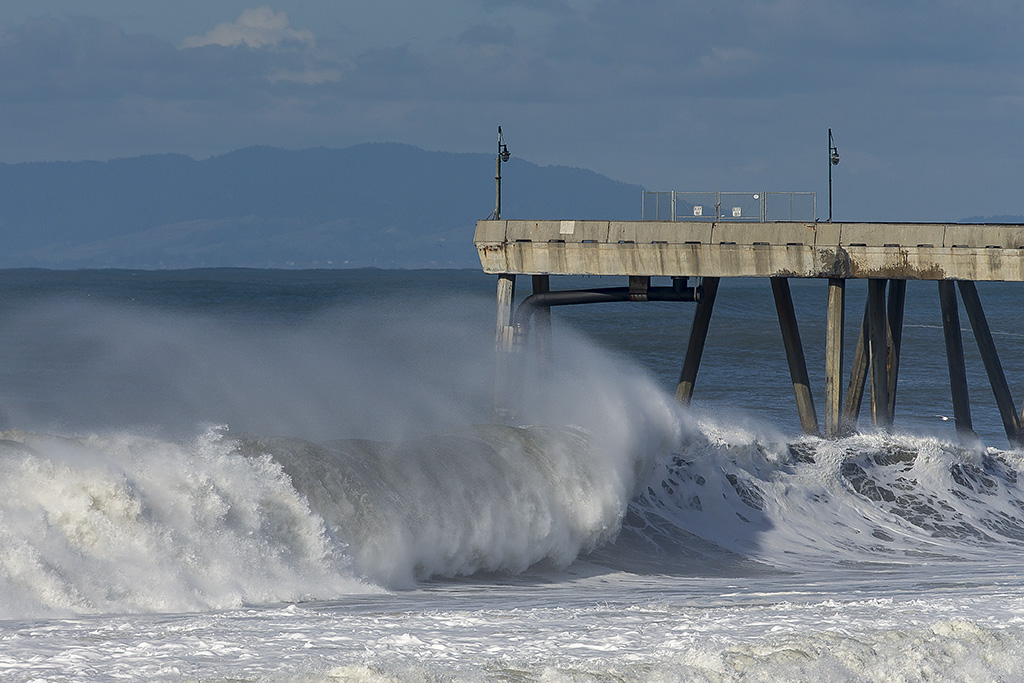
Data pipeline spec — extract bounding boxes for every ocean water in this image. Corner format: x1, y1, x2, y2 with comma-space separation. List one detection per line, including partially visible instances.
1, 269, 1024, 681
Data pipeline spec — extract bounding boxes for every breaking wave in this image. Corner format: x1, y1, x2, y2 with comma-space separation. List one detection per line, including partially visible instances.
3, 411, 1024, 619
626, 420, 1024, 571
0, 412, 663, 617
2, 293, 1024, 620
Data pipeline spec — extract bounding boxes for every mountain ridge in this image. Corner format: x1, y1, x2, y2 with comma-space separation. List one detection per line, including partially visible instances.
0, 143, 643, 269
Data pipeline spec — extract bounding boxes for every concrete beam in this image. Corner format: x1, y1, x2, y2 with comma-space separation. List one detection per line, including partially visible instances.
477, 220, 1024, 281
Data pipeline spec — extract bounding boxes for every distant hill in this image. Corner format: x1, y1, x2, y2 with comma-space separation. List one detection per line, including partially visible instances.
0, 144, 642, 269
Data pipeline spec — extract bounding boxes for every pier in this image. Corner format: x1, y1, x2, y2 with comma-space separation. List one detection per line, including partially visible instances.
477, 218, 1024, 445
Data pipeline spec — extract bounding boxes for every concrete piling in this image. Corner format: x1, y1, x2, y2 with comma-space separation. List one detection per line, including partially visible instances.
676, 277, 719, 405
477, 219, 1024, 444
957, 280, 1023, 446
492, 273, 517, 422
885, 279, 907, 425
531, 275, 552, 374
842, 302, 870, 434
824, 278, 845, 438
771, 277, 820, 436
938, 280, 975, 439
867, 279, 892, 430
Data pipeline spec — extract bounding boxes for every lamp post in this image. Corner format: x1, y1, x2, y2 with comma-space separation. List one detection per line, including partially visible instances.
494, 126, 510, 219
828, 128, 840, 222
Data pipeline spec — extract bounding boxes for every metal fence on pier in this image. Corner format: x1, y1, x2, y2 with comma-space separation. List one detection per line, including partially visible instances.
641, 191, 816, 222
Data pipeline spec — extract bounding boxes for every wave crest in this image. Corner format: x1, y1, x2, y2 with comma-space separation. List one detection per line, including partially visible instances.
630, 422, 1024, 569
0, 427, 369, 618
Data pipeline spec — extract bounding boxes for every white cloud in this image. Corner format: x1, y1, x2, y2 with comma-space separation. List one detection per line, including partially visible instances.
181, 7, 314, 49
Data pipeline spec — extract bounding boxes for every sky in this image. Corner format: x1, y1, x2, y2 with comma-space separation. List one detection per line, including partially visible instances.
2, 0, 1024, 222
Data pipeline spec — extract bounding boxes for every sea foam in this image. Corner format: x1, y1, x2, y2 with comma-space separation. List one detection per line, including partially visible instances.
0, 427, 371, 618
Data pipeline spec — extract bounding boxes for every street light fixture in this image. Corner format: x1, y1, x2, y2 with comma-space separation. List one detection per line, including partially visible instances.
828, 128, 839, 222
494, 126, 511, 219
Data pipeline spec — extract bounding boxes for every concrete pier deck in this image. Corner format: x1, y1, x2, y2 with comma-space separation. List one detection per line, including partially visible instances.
475, 220, 1024, 281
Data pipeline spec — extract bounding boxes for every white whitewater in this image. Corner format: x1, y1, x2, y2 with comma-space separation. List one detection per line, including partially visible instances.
0, 428, 370, 618
0, 327, 683, 615
4, 412, 1024, 681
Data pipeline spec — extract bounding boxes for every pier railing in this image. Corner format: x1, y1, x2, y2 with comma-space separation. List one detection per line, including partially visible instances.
642, 191, 816, 222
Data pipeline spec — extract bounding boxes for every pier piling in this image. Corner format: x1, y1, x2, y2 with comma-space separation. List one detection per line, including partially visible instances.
957, 280, 1023, 447
824, 278, 846, 438
886, 279, 907, 425
842, 303, 871, 434
938, 280, 975, 439
771, 277, 820, 436
477, 218, 1024, 445
492, 273, 517, 421
867, 279, 892, 430
531, 275, 552, 373
676, 277, 719, 405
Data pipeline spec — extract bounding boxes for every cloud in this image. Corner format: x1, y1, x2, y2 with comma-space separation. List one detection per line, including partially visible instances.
0, 16, 187, 102
181, 7, 315, 49
0, 12, 346, 106
268, 66, 344, 85
178, 7, 340, 85
2, 1, 1024, 221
